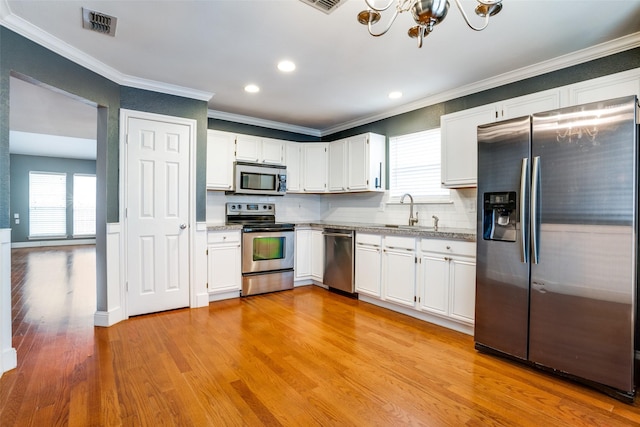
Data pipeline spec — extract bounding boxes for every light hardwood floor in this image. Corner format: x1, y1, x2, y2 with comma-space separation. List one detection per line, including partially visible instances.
2, 246, 640, 426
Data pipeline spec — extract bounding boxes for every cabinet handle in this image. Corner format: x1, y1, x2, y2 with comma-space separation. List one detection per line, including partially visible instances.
446, 246, 451, 250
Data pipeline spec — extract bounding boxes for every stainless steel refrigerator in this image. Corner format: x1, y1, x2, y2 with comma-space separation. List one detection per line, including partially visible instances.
475, 95, 639, 401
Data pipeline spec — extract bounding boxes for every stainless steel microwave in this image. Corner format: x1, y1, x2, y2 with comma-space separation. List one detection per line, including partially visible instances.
231, 162, 287, 196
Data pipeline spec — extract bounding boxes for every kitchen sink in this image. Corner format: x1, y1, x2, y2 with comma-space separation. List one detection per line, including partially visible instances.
382, 224, 435, 231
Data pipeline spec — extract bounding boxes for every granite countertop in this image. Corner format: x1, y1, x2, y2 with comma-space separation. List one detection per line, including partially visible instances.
206, 223, 243, 231
293, 221, 476, 242
207, 221, 475, 242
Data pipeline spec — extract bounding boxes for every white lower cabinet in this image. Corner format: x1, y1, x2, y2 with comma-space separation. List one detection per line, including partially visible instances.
295, 228, 311, 280
355, 233, 382, 297
311, 229, 324, 282
382, 236, 417, 308
418, 239, 476, 324
207, 230, 241, 298
295, 228, 324, 283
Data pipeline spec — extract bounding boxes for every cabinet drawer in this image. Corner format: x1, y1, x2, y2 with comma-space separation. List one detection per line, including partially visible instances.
420, 239, 475, 257
356, 233, 381, 246
207, 231, 241, 244
384, 235, 415, 251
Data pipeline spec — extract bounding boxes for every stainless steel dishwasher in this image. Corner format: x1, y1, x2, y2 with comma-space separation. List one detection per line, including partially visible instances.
323, 228, 356, 296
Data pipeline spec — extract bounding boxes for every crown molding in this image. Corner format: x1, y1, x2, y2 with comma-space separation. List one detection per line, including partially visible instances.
321, 31, 640, 136
2, 0, 637, 136
208, 110, 322, 137
0, 4, 213, 102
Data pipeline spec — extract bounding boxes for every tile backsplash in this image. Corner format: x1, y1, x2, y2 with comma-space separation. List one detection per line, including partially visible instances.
206, 188, 477, 232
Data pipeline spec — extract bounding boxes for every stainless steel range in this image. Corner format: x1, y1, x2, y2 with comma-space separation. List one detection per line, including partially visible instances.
226, 203, 294, 296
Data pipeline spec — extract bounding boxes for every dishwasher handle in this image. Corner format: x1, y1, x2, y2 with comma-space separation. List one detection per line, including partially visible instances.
322, 231, 354, 238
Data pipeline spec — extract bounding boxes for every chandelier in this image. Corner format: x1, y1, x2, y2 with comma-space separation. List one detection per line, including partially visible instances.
357, 0, 503, 48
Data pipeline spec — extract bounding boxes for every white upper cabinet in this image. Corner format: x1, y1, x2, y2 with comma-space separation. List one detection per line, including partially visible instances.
302, 143, 329, 193
261, 138, 285, 165
235, 135, 284, 165
347, 133, 385, 192
569, 68, 640, 105
326, 132, 386, 193
328, 139, 347, 192
441, 104, 497, 188
440, 69, 640, 188
285, 142, 302, 193
235, 134, 261, 162
206, 130, 236, 190
499, 88, 564, 119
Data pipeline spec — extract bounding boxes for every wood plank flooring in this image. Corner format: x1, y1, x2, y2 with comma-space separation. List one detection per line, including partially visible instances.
2, 246, 640, 426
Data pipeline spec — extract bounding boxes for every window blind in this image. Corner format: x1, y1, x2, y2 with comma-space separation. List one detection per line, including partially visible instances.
29, 172, 67, 237
73, 174, 96, 236
389, 129, 449, 201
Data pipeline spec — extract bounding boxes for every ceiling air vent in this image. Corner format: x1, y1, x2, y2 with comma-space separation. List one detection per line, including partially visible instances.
299, 0, 345, 15
82, 7, 117, 37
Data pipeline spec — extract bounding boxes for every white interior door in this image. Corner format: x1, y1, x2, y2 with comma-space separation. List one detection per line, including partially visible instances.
125, 114, 191, 316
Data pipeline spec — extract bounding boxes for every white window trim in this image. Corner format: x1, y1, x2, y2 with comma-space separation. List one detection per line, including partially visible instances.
28, 171, 67, 239
387, 128, 451, 205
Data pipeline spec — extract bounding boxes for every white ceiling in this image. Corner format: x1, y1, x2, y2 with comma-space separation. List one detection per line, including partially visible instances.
3, 0, 640, 140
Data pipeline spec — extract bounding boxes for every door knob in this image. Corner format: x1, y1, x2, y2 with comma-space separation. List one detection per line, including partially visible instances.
180, 223, 187, 230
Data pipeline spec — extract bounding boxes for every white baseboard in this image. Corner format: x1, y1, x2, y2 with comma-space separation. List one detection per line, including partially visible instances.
1, 228, 16, 376
1, 347, 17, 375
358, 294, 474, 336
12, 238, 96, 248
209, 290, 241, 302
94, 307, 124, 327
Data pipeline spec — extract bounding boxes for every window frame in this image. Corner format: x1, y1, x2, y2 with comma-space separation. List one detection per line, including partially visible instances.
28, 171, 68, 239
387, 128, 451, 204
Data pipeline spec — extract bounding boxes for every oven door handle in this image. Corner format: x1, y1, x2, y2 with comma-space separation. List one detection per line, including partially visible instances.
243, 228, 294, 233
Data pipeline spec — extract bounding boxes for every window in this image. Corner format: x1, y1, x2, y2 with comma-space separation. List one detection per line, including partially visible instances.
73, 174, 96, 236
388, 129, 450, 202
29, 172, 67, 237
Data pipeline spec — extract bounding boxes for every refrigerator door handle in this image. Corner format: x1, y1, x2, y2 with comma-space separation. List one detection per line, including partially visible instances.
520, 157, 528, 264
531, 156, 541, 264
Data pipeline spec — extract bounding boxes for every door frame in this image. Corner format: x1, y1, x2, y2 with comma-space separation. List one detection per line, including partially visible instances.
119, 109, 197, 318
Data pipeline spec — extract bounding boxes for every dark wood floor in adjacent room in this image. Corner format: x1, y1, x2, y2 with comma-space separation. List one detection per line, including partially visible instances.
2, 245, 640, 426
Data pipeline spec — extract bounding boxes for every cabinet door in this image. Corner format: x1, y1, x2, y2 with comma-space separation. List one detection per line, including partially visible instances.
355, 244, 382, 297
570, 70, 640, 106
295, 229, 311, 279
207, 244, 241, 294
285, 142, 302, 192
419, 253, 449, 316
347, 135, 369, 191
235, 135, 261, 162
311, 230, 324, 281
383, 248, 416, 307
501, 89, 562, 119
449, 257, 476, 324
206, 130, 235, 190
440, 105, 497, 188
261, 138, 284, 165
303, 143, 328, 192
329, 140, 347, 192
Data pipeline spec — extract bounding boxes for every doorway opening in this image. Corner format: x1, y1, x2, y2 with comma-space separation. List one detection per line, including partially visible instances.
8, 74, 105, 341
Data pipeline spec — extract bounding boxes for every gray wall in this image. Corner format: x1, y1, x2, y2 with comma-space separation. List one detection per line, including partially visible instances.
208, 118, 321, 142
10, 154, 96, 243
0, 27, 210, 227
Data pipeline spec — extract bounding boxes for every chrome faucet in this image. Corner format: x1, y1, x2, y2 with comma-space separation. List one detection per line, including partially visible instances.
432, 215, 439, 231
400, 193, 418, 226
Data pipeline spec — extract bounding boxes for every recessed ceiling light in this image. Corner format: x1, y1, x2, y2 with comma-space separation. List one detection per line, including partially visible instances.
389, 91, 402, 99
244, 84, 260, 93
277, 60, 296, 72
